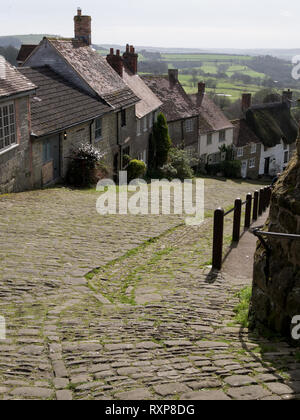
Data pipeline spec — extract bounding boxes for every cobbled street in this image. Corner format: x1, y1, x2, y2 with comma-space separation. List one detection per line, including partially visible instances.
1, 179, 300, 400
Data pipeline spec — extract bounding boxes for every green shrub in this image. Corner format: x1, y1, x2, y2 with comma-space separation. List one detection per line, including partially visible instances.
150, 113, 172, 168
221, 160, 241, 178
167, 147, 194, 180
127, 159, 147, 181
206, 163, 222, 176
67, 143, 105, 187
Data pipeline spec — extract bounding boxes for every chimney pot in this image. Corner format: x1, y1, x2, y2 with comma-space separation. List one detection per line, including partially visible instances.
197, 82, 206, 106
77, 7, 82, 16
116, 49, 120, 56
110, 48, 114, 55
168, 69, 179, 88
242, 93, 252, 113
74, 9, 92, 45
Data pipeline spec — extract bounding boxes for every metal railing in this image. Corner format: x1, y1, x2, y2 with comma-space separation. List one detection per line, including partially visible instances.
212, 186, 272, 270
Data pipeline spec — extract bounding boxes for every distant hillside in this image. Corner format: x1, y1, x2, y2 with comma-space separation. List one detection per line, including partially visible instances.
0, 34, 59, 48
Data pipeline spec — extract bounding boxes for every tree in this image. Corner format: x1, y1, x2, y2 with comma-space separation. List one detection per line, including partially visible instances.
149, 113, 172, 169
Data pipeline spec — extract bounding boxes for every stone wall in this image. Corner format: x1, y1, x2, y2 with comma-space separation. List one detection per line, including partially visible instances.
249, 140, 300, 340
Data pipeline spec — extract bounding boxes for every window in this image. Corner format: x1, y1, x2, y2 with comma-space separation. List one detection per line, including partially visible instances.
237, 147, 244, 158
143, 117, 148, 132
95, 118, 102, 141
249, 158, 256, 168
284, 150, 289, 164
207, 134, 212, 145
185, 119, 194, 133
219, 130, 226, 142
138, 150, 147, 163
121, 109, 126, 127
0, 103, 16, 152
149, 114, 153, 129
43, 139, 52, 163
185, 146, 195, 157
136, 119, 141, 136
251, 143, 257, 154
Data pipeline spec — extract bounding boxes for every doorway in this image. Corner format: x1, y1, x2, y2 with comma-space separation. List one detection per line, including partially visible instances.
241, 160, 248, 178
264, 157, 270, 176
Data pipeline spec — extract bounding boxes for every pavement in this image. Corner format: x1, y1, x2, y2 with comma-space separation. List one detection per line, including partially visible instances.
0, 184, 299, 400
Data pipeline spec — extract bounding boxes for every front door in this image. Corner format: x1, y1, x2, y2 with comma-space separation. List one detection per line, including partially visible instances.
43, 135, 60, 183
241, 160, 248, 178
264, 157, 270, 176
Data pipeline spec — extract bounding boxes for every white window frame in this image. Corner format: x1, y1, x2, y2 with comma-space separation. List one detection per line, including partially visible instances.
0, 101, 17, 153
137, 119, 141, 136
207, 133, 212, 145
251, 143, 257, 154
219, 130, 226, 142
149, 113, 153, 129
185, 119, 194, 133
143, 117, 148, 132
138, 150, 147, 163
237, 147, 244, 158
249, 158, 256, 168
95, 117, 102, 141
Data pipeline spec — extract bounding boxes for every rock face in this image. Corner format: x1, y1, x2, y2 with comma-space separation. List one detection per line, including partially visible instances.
249, 140, 300, 340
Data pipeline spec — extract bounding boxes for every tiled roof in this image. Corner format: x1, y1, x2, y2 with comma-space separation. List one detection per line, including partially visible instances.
17, 45, 38, 63
19, 66, 111, 137
232, 119, 261, 147
190, 93, 234, 133
142, 75, 198, 122
123, 68, 162, 119
48, 39, 139, 110
0, 60, 36, 99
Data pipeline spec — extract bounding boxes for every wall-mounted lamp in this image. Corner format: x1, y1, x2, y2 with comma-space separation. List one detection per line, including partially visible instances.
64, 131, 67, 140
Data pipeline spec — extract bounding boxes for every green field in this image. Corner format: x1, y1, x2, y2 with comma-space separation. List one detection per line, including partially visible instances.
161, 53, 253, 62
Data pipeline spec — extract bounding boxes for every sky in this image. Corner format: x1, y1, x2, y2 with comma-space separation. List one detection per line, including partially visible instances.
0, 0, 299, 49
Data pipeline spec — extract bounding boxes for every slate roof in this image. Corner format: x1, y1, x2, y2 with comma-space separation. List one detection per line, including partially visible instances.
246, 102, 299, 147
17, 45, 38, 63
47, 39, 139, 110
142, 75, 198, 122
123, 68, 162, 119
19, 66, 111, 137
0, 59, 36, 99
190, 94, 234, 133
232, 119, 261, 147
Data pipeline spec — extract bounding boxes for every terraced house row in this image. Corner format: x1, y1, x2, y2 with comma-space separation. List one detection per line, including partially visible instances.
0, 8, 298, 193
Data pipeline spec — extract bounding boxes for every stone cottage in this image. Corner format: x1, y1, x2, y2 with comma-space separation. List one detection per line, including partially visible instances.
232, 118, 262, 179
242, 92, 298, 177
0, 59, 36, 193
106, 45, 162, 166
21, 8, 140, 177
189, 82, 234, 164
18, 65, 112, 187
143, 70, 200, 154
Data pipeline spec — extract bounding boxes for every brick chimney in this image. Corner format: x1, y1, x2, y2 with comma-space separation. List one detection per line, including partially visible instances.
197, 82, 205, 106
168, 69, 178, 88
74, 8, 92, 46
123, 44, 138, 75
282, 89, 293, 109
106, 48, 124, 78
241, 93, 252, 113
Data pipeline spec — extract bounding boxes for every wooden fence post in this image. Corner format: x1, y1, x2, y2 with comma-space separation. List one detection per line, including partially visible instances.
232, 198, 242, 243
212, 208, 224, 271
253, 190, 259, 221
258, 188, 264, 216
244, 193, 252, 229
